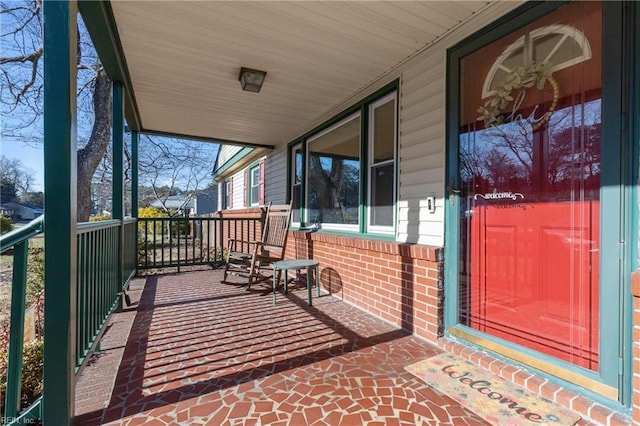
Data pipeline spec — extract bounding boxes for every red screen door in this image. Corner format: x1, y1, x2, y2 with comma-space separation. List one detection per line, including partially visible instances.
457, 2, 602, 370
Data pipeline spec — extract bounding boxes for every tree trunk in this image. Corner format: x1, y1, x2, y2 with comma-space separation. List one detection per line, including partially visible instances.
77, 70, 111, 222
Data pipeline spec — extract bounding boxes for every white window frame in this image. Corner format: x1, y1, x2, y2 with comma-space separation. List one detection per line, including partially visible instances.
290, 142, 303, 228
367, 92, 397, 235
223, 180, 231, 209
249, 165, 260, 206
305, 113, 361, 232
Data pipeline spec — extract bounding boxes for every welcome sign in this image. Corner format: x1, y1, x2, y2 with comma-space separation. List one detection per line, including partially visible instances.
405, 354, 581, 425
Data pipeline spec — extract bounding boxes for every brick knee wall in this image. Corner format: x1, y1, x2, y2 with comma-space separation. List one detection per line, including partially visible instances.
285, 230, 443, 342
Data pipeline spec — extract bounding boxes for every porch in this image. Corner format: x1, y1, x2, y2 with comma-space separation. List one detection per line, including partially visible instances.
4, 0, 637, 424
73, 268, 485, 426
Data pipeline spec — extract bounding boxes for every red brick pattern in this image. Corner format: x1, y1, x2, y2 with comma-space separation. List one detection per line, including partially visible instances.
439, 338, 631, 426
285, 230, 443, 343
73, 269, 629, 425
75, 270, 486, 425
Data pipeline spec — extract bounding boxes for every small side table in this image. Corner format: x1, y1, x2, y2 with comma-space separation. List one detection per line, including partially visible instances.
272, 259, 320, 306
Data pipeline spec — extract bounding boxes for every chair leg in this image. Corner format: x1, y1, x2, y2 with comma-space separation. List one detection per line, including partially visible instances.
247, 259, 257, 290
223, 241, 233, 281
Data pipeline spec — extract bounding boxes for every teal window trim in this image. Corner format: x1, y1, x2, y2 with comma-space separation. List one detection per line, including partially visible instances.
444, 0, 631, 405
288, 227, 396, 243
287, 81, 399, 237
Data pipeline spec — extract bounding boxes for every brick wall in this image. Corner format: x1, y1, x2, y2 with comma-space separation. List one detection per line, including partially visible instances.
285, 230, 444, 343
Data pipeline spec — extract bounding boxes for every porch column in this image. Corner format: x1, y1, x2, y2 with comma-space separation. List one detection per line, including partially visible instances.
43, 0, 78, 423
112, 82, 124, 220
112, 82, 125, 311
131, 130, 139, 218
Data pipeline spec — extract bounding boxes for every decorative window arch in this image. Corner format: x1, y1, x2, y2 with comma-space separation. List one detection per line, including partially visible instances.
482, 24, 592, 98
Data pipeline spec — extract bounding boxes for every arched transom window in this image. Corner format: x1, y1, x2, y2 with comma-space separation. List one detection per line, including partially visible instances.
482, 24, 592, 98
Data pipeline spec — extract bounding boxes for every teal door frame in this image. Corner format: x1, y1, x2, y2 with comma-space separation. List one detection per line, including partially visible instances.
443, 0, 635, 407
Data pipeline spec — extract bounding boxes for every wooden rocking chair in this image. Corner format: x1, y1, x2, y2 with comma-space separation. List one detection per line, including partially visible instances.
223, 201, 293, 289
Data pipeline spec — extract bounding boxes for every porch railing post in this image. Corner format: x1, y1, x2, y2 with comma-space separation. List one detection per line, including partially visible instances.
112, 82, 125, 310
4, 240, 28, 419
112, 82, 124, 222
131, 130, 139, 219
132, 130, 139, 274
43, 0, 78, 423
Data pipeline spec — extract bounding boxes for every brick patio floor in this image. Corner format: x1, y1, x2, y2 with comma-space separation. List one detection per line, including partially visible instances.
73, 269, 589, 425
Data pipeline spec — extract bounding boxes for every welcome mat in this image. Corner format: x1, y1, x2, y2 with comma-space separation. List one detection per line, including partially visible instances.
405, 353, 581, 425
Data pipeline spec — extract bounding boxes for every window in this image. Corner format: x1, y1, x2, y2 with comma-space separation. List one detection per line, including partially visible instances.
291, 143, 303, 224
368, 93, 396, 232
306, 114, 361, 230
221, 180, 231, 210
249, 165, 260, 206
289, 86, 398, 235
482, 25, 592, 98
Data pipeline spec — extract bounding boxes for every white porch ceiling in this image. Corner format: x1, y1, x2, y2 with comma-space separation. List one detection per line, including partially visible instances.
109, 1, 489, 147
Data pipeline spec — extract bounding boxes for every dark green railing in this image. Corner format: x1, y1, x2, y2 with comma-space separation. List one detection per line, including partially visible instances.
75, 219, 136, 371
122, 219, 137, 283
137, 216, 262, 270
0, 216, 138, 425
0, 216, 44, 423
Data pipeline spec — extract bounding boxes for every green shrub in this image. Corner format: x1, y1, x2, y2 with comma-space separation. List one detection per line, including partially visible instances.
169, 219, 190, 237
89, 213, 111, 222
0, 216, 12, 234
18, 339, 43, 410
138, 207, 167, 235
138, 206, 165, 219
0, 326, 43, 414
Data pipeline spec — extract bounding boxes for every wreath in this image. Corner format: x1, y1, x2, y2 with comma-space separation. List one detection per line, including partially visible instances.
477, 61, 559, 131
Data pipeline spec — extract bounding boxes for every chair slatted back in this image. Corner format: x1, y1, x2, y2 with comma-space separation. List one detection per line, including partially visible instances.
260, 202, 293, 254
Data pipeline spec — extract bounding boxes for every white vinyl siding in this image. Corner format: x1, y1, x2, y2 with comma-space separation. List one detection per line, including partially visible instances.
265, 148, 287, 204
217, 145, 244, 166
263, 1, 523, 244
397, 60, 446, 246
230, 169, 245, 209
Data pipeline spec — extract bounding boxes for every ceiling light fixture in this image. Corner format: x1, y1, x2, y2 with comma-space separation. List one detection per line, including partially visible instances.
239, 67, 267, 93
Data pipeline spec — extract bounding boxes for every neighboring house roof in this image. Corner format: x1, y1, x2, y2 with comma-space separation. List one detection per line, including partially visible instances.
150, 196, 194, 210
1, 202, 43, 213
150, 190, 218, 215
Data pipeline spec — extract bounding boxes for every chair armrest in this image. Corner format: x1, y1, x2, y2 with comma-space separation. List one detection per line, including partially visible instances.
227, 238, 261, 245
227, 238, 262, 252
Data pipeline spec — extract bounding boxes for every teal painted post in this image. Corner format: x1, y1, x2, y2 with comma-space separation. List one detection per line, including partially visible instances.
43, 0, 78, 423
131, 131, 139, 275
112, 83, 125, 310
112, 83, 124, 221
131, 131, 139, 218
4, 240, 28, 419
